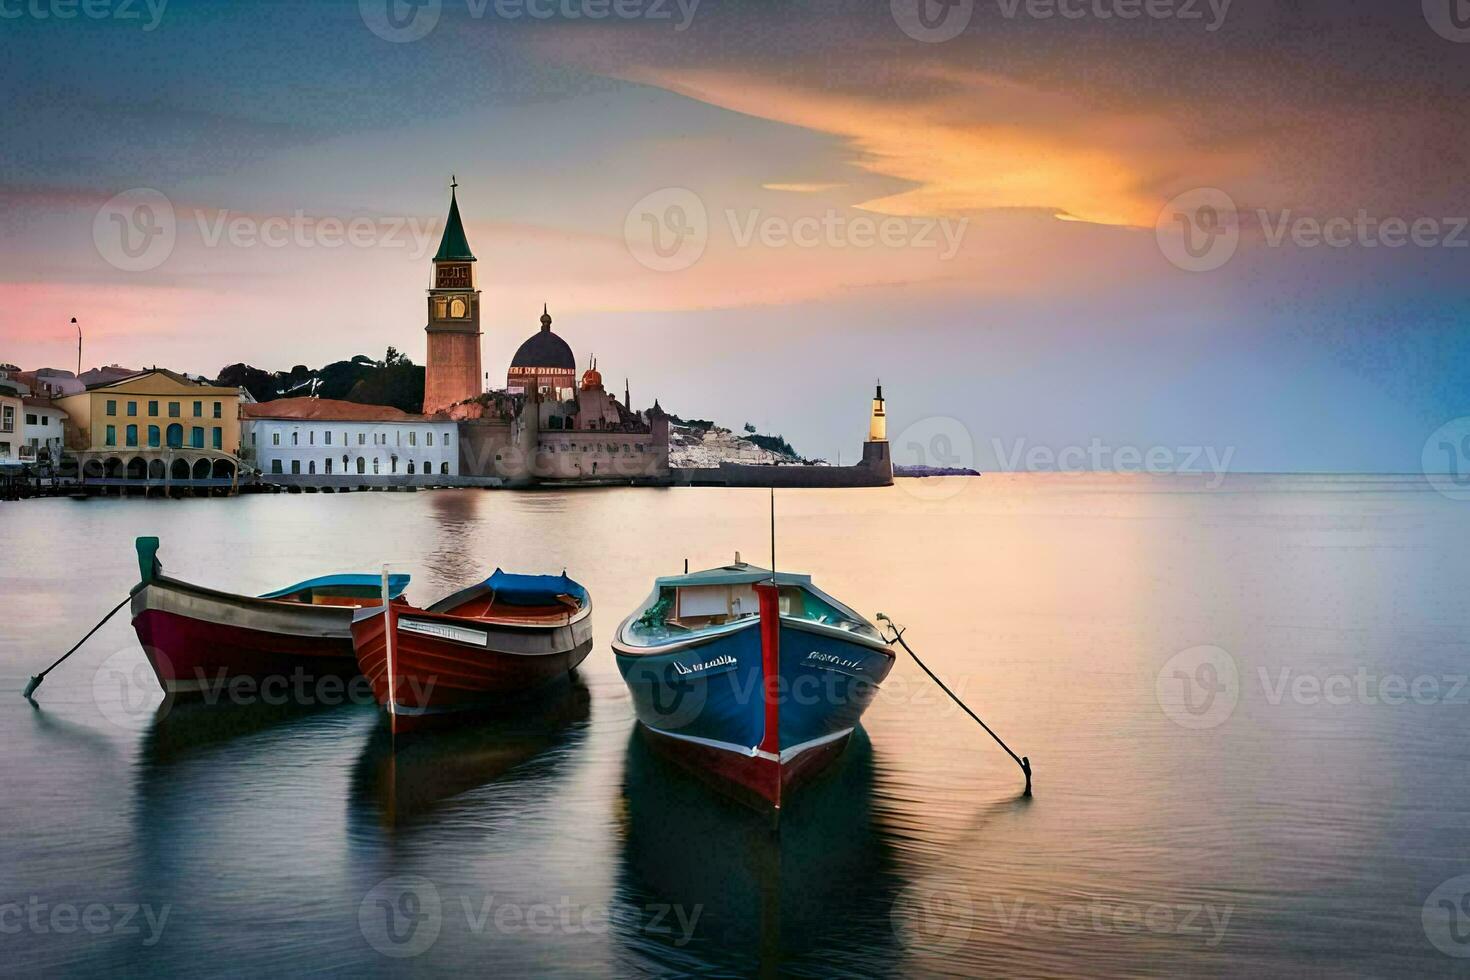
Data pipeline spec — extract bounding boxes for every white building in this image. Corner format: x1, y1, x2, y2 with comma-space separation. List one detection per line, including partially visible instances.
20, 398, 67, 465
240, 397, 458, 479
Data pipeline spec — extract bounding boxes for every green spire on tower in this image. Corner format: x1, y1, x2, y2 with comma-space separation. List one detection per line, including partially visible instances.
434, 176, 476, 263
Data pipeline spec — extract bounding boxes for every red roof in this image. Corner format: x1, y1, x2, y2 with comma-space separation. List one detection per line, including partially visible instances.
22, 396, 63, 410
240, 397, 425, 422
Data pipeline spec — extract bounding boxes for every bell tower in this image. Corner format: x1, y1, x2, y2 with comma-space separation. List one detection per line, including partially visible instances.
423, 177, 482, 415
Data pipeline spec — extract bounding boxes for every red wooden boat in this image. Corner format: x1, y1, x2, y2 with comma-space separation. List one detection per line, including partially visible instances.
129, 537, 409, 699
351, 569, 593, 734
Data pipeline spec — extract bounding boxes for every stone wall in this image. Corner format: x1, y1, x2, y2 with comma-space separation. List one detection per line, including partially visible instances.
671, 440, 892, 488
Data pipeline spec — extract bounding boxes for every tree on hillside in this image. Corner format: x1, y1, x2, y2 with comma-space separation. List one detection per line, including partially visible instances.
215, 362, 277, 402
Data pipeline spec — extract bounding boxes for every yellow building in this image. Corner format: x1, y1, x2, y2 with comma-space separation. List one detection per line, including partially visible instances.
57, 369, 244, 487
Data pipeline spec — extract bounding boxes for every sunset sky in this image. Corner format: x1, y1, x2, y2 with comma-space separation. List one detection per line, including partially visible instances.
3, 0, 1466, 471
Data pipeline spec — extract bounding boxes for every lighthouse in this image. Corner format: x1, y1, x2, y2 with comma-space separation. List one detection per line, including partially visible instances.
868, 382, 887, 442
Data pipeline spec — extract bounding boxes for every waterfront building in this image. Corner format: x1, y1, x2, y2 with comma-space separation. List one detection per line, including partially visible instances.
241, 397, 459, 480
55, 369, 243, 485
21, 397, 67, 466
421, 182, 483, 415
0, 381, 21, 466
454, 307, 670, 486
507, 305, 578, 395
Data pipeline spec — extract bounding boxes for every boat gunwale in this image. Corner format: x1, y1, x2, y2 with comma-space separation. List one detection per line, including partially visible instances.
136, 571, 401, 612
612, 610, 892, 657
359, 596, 593, 636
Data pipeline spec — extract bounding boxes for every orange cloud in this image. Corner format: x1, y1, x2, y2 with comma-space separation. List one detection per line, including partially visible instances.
620, 63, 1257, 229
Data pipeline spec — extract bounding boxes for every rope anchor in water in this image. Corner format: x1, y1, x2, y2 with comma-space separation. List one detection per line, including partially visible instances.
876, 613, 1032, 797
22, 594, 132, 701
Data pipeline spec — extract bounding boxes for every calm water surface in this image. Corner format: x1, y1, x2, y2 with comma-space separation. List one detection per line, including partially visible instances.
3, 476, 1469, 977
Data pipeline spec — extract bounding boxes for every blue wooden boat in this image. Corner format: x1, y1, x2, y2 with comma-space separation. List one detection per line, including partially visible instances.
613, 559, 894, 809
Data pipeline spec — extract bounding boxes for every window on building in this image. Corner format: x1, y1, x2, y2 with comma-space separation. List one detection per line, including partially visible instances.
41, 416, 49, 427
273, 432, 281, 446
126, 424, 138, 447
148, 400, 158, 417
424, 460, 431, 472
449, 297, 467, 318
193, 400, 202, 417
358, 433, 365, 446
444, 432, 451, 446
325, 458, 333, 474
106, 400, 117, 416
213, 402, 222, 419
409, 432, 416, 447
440, 462, 449, 475
356, 457, 366, 474
191, 426, 204, 448
372, 457, 380, 474
212, 428, 222, 450
636, 444, 644, 452
25, 414, 37, 426
271, 459, 282, 474
325, 431, 332, 445
309, 431, 314, 445
342, 455, 348, 470
308, 460, 316, 474
169, 402, 180, 418
391, 455, 398, 473
127, 401, 137, 417
251, 432, 256, 446
166, 424, 182, 448
291, 431, 298, 446
291, 460, 301, 475
105, 424, 116, 446
408, 461, 416, 474
149, 426, 160, 448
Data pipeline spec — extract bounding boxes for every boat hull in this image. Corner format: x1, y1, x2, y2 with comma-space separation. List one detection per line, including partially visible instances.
352, 603, 594, 733
615, 614, 894, 808
130, 579, 359, 698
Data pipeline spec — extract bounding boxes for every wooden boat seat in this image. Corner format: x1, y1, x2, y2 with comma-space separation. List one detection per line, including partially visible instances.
439, 594, 582, 625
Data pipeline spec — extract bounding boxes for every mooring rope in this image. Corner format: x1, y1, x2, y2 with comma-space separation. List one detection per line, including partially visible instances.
22, 594, 132, 700
879, 616, 1032, 797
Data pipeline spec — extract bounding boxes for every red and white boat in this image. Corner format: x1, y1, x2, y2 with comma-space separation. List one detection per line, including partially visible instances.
129, 536, 410, 698
351, 569, 593, 734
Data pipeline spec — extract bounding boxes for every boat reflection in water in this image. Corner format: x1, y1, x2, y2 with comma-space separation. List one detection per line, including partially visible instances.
613, 725, 905, 976
350, 674, 592, 829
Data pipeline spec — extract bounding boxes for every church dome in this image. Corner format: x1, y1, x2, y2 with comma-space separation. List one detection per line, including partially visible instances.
510, 306, 575, 371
